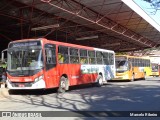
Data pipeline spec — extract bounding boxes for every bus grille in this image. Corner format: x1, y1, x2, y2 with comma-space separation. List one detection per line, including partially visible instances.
11, 82, 32, 87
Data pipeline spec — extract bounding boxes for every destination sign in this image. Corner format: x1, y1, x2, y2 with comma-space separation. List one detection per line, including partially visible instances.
116, 56, 127, 61
9, 41, 41, 48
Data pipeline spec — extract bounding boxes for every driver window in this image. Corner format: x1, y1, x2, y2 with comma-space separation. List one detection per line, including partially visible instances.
45, 44, 56, 70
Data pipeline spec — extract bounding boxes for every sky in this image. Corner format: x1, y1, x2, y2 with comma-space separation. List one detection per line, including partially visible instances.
133, 0, 160, 26
122, 0, 160, 32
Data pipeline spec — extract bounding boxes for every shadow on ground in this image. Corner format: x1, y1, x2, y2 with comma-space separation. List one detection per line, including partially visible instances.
1, 79, 160, 120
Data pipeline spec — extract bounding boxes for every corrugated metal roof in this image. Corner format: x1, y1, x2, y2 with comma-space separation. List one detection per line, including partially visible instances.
0, 0, 159, 52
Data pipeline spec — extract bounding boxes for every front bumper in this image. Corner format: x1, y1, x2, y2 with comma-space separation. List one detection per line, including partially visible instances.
6, 78, 46, 90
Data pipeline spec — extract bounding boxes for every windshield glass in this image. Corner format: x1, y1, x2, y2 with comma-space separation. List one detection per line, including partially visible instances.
7, 47, 43, 76
0, 67, 3, 74
151, 64, 158, 72
116, 60, 128, 72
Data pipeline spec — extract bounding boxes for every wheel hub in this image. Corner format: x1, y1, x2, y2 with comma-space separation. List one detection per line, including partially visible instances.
61, 81, 65, 88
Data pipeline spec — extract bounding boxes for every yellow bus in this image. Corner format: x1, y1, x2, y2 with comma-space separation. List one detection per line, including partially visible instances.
113, 55, 151, 81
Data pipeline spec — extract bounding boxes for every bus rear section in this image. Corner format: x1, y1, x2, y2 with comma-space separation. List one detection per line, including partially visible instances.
6, 38, 115, 91
112, 55, 150, 81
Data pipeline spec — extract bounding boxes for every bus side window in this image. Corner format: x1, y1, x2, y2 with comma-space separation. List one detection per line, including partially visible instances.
58, 46, 69, 64
58, 53, 64, 63
80, 49, 88, 64
80, 57, 87, 64
103, 52, 109, 65
88, 51, 95, 64
80, 58, 84, 64
96, 51, 103, 64
70, 48, 79, 64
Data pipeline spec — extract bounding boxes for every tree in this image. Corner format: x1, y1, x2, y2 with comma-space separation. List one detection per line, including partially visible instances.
143, 0, 160, 10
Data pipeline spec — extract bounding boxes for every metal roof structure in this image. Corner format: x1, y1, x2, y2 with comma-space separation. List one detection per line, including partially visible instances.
0, 0, 160, 52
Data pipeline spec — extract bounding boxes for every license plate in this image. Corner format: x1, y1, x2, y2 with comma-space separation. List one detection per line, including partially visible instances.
19, 84, 25, 87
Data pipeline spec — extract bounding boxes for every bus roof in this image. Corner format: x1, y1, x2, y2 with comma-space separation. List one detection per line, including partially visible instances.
9, 38, 115, 53
116, 55, 150, 59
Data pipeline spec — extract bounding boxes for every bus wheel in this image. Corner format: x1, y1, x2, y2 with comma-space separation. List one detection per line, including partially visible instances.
58, 76, 69, 93
96, 75, 103, 87
131, 74, 134, 82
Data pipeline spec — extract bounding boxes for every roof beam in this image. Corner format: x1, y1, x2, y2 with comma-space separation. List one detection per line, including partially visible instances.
40, 0, 157, 48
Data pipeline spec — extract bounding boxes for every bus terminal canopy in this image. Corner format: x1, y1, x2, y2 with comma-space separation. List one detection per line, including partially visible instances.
0, 0, 160, 52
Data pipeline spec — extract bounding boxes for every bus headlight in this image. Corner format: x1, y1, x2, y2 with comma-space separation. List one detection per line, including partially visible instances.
7, 77, 11, 83
34, 75, 43, 83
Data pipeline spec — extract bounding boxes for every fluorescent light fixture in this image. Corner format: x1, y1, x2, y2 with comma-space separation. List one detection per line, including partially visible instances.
121, 0, 160, 32
150, 55, 160, 57
120, 48, 136, 51
41, 0, 51, 2
76, 35, 98, 40
31, 24, 59, 31
102, 43, 120, 47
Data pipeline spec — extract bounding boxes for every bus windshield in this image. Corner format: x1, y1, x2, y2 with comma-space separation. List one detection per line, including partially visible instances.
7, 47, 43, 76
151, 64, 158, 72
0, 67, 3, 74
116, 60, 128, 72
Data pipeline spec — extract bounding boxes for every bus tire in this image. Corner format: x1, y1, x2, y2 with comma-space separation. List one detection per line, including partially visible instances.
96, 75, 103, 87
131, 74, 134, 82
58, 76, 69, 93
